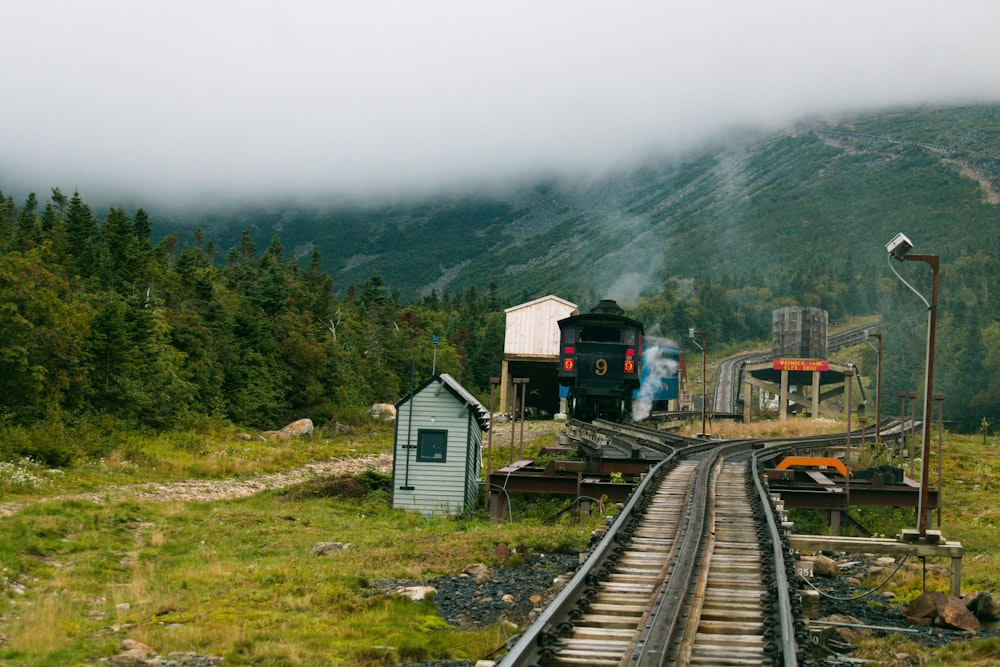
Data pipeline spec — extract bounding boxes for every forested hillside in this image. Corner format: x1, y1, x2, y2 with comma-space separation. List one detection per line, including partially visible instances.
0, 189, 511, 453
1, 105, 998, 441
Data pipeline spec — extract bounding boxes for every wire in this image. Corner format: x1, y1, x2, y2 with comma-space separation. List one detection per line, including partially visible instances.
887, 254, 930, 309
797, 555, 909, 601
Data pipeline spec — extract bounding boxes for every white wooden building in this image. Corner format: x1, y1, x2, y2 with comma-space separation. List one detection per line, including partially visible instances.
391, 373, 490, 516
501, 295, 578, 416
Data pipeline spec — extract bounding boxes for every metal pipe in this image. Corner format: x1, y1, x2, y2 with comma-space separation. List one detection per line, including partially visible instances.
891, 248, 941, 538
867, 333, 883, 446
518, 378, 529, 458
845, 368, 853, 499
908, 391, 917, 477
689, 329, 707, 436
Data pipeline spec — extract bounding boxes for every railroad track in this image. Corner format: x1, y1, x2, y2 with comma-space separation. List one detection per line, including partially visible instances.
495, 425, 806, 666
681, 460, 771, 665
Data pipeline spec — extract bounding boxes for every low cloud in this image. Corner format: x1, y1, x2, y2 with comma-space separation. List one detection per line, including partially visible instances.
3, 1, 1000, 207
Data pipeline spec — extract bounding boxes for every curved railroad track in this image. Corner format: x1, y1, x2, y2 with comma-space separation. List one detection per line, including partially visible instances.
711, 320, 881, 415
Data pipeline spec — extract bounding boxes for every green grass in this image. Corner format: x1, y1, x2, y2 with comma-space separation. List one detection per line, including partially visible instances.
0, 420, 600, 666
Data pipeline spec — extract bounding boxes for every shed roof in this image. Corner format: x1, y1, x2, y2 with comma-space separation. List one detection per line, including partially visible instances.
504, 294, 577, 314
397, 373, 491, 431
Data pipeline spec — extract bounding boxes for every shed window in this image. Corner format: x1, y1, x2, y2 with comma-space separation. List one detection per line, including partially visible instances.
417, 429, 448, 462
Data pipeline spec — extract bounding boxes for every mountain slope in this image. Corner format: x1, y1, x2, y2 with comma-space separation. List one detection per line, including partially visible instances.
156, 105, 1000, 305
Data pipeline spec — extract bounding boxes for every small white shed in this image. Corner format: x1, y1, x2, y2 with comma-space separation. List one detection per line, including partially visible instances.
500, 295, 578, 416
392, 373, 490, 516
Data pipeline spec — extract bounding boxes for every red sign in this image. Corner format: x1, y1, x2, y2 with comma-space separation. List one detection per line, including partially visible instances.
773, 359, 829, 372
563, 358, 575, 371
624, 360, 635, 373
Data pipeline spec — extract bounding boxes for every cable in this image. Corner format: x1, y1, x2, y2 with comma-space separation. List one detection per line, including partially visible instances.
887, 254, 930, 309
797, 555, 909, 601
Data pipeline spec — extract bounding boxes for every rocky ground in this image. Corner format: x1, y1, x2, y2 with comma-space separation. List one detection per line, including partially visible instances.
809, 555, 1000, 662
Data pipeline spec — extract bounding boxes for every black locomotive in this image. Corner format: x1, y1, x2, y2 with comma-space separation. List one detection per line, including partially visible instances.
557, 299, 644, 421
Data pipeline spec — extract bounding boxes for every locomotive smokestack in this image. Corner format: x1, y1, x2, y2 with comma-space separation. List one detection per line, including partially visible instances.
591, 299, 624, 316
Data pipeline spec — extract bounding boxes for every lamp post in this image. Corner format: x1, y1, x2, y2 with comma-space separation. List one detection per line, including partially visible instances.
866, 332, 883, 446
431, 336, 440, 375
935, 393, 944, 527
689, 328, 708, 437
885, 232, 940, 539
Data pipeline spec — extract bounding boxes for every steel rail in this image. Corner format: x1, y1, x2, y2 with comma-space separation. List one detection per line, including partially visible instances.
494, 452, 680, 666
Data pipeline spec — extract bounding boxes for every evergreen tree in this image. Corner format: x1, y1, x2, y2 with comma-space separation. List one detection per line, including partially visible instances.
65, 190, 99, 278
14, 192, 39, 251
0, 191, 15, 251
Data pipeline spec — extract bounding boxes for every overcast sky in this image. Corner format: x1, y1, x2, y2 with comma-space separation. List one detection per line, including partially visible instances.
3, 1, 1000, 208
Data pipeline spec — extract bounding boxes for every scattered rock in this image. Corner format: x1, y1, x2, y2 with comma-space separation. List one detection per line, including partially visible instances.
902, 591, 981, 632
312, 541, 350, 556
370, 403, 397, 420
818, 613, 871, 644
965, 591, 1000, 622
463, 563, 491, 585
811, 554, 840, 577
282, 418, 315, 436
260, 418, 315, 441
121, 639, 154, 655
397, 585, 437, 602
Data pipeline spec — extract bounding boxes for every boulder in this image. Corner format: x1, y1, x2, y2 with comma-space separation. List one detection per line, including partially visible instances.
902, 591, 981, 632
312, 541, 350, 556
370, 403, 397, 420
965, 591, 1000, 622
259, 418, 315, 442
281, 418, 315, 436
811, 554, 840, 577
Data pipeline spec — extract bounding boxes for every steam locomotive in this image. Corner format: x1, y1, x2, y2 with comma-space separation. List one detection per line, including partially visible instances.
557, 300, 681, 422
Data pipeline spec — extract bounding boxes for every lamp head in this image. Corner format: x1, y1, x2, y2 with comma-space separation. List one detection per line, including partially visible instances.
885, 232, 913, 261
688, 327, 695, 338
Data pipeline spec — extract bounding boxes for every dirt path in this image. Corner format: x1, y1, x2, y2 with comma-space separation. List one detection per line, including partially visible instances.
0, 420, 565, 519
0, 453, 394, 519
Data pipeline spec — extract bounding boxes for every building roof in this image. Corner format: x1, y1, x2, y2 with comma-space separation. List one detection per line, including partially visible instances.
397, 373, 491, 431
504, 294, 577, 314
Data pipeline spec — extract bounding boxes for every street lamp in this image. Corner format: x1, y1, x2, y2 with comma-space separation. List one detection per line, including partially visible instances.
866, 332, 883, 446
689, 328, 708, 437
886, 232, 940, 539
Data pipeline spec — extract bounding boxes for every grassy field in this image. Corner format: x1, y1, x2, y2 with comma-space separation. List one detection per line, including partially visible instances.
1, 418, 998, 666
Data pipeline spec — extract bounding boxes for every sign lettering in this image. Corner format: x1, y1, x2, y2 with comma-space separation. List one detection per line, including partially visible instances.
773, 359, 830, 372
